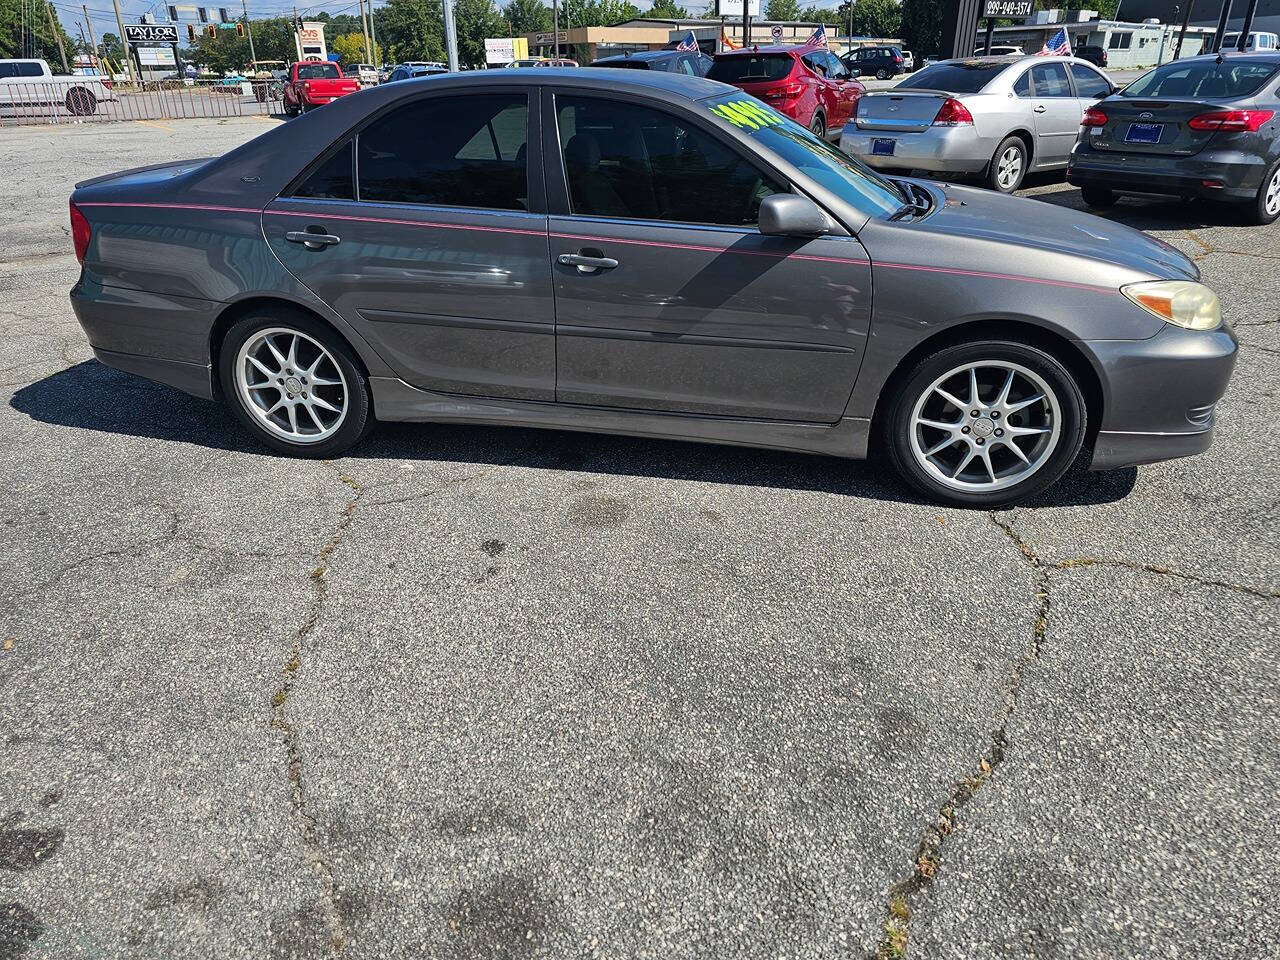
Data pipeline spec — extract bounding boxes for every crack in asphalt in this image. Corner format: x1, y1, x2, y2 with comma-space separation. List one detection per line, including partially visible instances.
269, 469, 364, 957
869, 511, 1049, 959
1239, 341, 1280, 357
1053, 555, 1279, 599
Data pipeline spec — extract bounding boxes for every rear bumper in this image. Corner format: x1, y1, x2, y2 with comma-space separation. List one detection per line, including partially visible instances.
840, 125, 992, 174
1069, 140, 1269, 201
1083, 323, 1238, 471
92, 346, 214, 400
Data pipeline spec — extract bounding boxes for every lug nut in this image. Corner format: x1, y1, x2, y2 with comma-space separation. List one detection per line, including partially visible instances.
976, 438, 986, 446
302, 392, 308, 398
995, 428, 1004, 437
970, 410, 979, 417
991, 411, 1000, 419
277, 378, 284, 384
961, 426, 970, 434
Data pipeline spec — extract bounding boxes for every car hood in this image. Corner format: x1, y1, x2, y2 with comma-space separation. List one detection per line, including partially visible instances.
914, 181, 1199, 282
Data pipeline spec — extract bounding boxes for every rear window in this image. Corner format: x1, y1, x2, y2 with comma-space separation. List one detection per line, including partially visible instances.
897, 60, 1008, 93
707, 54, 794, 83
596, 59, 654, 70
296, 62, 340, 80
1123, 60, 1279, 98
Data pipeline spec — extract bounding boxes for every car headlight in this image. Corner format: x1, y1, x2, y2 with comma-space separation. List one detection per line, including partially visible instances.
1121, 280, 1221, 331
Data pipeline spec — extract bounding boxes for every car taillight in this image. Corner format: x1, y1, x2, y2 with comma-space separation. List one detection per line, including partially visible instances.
70, 200, 90, 263
764, 82, 804, 100
1187, 109, 1274, 132
1081, 107, 1108, 127
932, 98, 973, 126
894, 55, 903, 62
102, 79, 112, 89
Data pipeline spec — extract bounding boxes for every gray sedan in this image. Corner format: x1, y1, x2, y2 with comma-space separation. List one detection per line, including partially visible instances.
841, 55, 1117, 192
68, 69, 1235, 507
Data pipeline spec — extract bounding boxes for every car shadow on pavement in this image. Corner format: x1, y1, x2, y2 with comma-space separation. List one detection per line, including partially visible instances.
12, 360, 1137, 508
1029, 185, 1251, 232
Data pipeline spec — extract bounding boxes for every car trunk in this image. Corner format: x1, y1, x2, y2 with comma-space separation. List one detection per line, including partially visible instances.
1089, 99, 1226, 156
854, 91, 949, 132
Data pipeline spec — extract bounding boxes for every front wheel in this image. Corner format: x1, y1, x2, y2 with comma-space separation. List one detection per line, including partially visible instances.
1247, 158, 1280, 225
884, 341, 1087, 507
218, 310, 373, 458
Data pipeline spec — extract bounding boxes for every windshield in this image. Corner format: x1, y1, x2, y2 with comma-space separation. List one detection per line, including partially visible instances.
707, 54, 793, 83
296, 63, 339, 80
898, 60, 1008, 93
1123, 59, 1279, 98
703, 94, 905, 218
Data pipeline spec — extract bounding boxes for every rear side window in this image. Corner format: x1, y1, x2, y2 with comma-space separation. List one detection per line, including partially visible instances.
358, 94, 528, 210
802, 52, 829, 77
898, 61, 1007, 93
1013, 70, 1031, 97
1070, 64, 1111, 99
1030, 62, 1072, 97
293, 140, 354, 200
707, 54, 794, 83
1122, 60, 1279, 98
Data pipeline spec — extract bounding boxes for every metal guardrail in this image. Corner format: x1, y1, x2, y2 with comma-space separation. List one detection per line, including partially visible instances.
0, 78, 293, 127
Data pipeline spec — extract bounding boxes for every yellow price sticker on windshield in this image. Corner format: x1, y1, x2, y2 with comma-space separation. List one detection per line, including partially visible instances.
709, 99, 785, 131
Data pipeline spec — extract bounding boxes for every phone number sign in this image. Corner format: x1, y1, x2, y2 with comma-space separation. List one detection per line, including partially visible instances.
982, 0, 1034, 17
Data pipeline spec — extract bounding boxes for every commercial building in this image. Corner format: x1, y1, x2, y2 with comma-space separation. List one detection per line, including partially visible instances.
991, 10, 1217, 67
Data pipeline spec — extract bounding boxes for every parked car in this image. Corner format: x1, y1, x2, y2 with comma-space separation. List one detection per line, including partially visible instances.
901, 49, 916, 72
537, 59, 579, 67
974, 44, 1025, 57
841, 55, 1117, 192
708, 44, 864, 141
67, 70, 1236, 506
593, 49, 713, 77
282, 60, 360, 116
505, 58, 545, 68
1074, 44, 1108, 68
1069, 52, 1280, 224
0, 58, 116, 116
1220, 31, 1279, 52
843, 45, 905, 81
352, 63, 378, 85
386, 64, 447, 82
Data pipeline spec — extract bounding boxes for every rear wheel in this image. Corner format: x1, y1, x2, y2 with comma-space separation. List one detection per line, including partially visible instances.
218, 309, 373, 458
1247, 158, 1280, 225
986, 135, 1027, 193
884, 340, 1087, 507
809, 110, 826, 140
65, 87, 97, 116
1080, 184, 1117, 208
875, 67, 889, 80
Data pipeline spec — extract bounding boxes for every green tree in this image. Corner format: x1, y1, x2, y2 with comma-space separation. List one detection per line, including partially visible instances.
379, 0, 445, 62
503, 0, 551, 34
841, 0, 900, 38
801, 4, 841, 26
561, 0, 641, 28
331, 31, 370, 64
763, 0, 801, 21
99, 31, 125, 64
645, 0, 689, 18
898, 0, 943, 56
0, 0, 77, 67
454, 0, 505, 67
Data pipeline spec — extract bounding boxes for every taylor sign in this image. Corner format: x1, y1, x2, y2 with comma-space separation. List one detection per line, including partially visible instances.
123, 23, 180, 45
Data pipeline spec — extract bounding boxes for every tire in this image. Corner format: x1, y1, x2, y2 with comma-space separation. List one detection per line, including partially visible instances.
1080, 184, 1117, 208
1246, 157, 1280, 226
218, 308, 373, 459
986, 135, 1027, 193
809, 110, 826, 140
875, 68, 889, 80
65, 87, 97, 116
883, 340, 1087, 508
284, 98, 298, 117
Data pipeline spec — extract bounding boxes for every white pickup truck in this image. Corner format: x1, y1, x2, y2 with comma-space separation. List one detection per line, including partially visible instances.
0, 59, 117, 116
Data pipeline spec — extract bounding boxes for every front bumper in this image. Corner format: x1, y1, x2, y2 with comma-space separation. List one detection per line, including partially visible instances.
1084, 322, 1238, 471
840, 124, 992, 174
1069, 139, 1268, 202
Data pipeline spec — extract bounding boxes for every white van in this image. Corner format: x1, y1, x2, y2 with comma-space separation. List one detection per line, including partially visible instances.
1220, 31, 1280, 51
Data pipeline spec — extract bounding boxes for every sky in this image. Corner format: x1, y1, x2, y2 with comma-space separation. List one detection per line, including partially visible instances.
51, 0, 844, 52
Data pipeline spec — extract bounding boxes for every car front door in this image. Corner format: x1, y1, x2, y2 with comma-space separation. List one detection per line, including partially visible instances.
544, 90, 871, 422
1028, 61, 1082, 166
262, 89, 556, 401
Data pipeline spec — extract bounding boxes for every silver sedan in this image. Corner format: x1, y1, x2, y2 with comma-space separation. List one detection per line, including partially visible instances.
840, 55, 1118, 192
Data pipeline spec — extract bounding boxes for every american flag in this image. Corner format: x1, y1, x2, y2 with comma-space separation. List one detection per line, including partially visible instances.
805, 24, 828, 48
1037, 27, 1071, 56
676, 30, 699, 52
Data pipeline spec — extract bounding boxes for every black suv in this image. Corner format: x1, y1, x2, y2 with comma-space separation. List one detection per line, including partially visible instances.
592, 49, 714, 77
1075, 44, 1108, 68
841, 45, 905, 80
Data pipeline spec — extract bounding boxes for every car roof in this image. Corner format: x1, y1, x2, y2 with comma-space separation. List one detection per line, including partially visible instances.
373, 65, 725, 99
594, 49, 697, 64
1180, 50, 1280, 62
713, 44, 807, 58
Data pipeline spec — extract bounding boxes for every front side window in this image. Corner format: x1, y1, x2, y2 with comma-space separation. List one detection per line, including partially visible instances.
293, 140, 354, 200
1070, 63, 1111, 99
358, 94, 528, 210
1030, 62, 1072, 97
825, 52, 848, 79
556, 95, 783, 226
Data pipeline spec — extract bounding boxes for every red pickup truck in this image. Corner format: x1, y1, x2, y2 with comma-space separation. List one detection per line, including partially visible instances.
282, 60, 360, 116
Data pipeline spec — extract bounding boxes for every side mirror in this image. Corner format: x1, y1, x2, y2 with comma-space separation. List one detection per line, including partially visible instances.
759, 194, 832, 238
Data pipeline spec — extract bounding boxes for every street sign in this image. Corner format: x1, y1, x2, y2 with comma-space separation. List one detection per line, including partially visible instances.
771, 25, 783, 40
534, 30, 568, 45
124, 23, 180, 44
981, 0, 1034, 17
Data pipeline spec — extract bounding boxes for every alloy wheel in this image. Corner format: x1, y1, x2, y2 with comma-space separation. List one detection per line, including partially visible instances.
908, 360, 1062, 493
1266, 167, 1280, 218
995, 144, 1023, 191
234, 327, 348, 444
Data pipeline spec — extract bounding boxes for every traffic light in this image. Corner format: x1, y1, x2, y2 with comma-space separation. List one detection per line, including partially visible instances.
236, 22, 244, 37
206, 24, 216, 37
187, 24, 196, 43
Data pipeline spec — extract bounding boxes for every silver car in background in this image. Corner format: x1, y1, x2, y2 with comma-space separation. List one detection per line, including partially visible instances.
841, 56, 1118, 192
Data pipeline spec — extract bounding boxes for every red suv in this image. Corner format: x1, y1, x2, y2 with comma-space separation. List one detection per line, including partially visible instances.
707, 45, 865, 141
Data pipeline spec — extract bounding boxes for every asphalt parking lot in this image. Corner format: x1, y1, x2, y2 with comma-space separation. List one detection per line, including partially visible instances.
0, 117, 1276, 960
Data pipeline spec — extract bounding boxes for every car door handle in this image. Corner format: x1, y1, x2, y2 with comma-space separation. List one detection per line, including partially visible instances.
1033, 105, 1047, 113
285, 230, 341, 249
557, 252, 619, 273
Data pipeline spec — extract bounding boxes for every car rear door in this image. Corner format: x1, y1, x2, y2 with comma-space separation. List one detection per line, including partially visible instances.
262, 88, 556, 401
1028, 61, 1082, 165
823, 51, 859, 132
543, 88, 871, 422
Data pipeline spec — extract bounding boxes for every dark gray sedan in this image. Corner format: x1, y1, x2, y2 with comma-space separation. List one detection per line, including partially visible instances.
1069, 52, 1280, 223
68, 69, 1237, 506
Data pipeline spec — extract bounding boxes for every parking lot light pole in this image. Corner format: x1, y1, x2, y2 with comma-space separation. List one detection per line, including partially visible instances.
442, 0, 459, 71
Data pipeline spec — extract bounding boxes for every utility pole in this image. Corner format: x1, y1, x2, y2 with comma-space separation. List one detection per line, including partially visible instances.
82, 4, 100, 70
242, 0, 257, 67
553, 0, 560, 58
741, 0, 750, 51
368, 0, 380, 68
110, 0, 134, 84
1212, 0, 1233, 52
1236, 0, 1261, 49
358, 0, 373, 66
45, 1, 70, 73
1174, 0, 1195, 58
442, 0, 459, 70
